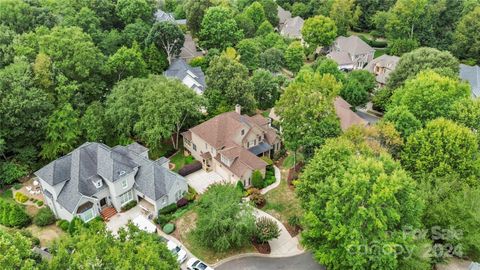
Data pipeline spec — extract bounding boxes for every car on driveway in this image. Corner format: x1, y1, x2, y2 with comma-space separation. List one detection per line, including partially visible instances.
186, 258, 214, 270
167, 240, 187, 264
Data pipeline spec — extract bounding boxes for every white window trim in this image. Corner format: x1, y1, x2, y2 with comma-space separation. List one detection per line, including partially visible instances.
79, 208, 95, 223
122, 179, 128, 189
119, 190, 134, 206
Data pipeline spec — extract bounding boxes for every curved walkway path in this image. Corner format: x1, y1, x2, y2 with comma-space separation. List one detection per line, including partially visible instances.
215, 252, 325, 270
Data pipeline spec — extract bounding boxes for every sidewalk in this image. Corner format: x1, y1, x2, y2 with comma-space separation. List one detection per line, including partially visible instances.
253, 208, 303, 256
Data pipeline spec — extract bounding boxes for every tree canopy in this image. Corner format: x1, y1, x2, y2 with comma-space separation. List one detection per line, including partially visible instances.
302, 15, 337, 49
199, 6, 244, 50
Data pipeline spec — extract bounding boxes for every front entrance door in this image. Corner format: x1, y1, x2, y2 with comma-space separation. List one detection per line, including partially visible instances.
100, 198, 107, 208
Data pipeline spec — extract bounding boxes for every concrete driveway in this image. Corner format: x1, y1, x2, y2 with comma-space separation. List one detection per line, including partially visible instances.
185, 170, 225, 193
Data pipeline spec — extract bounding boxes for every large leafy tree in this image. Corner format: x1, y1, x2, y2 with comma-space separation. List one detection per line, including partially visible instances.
276, 71, 341, 159
329, 0, 360, 36
259, 0, 279, 26
340, 70, 376, 108
301, 15, 337, 49
452, 6, 480, 64
0, 230, 43, 270
250, 69, 280, 110
49, 222, 178, 269
235, 14, 256, 38
135, 76, 204, 150
41, 103, 81, 160
448, 98, 480, 134
0, 60, 53, 153
0, 25, 16, 68
194, 183, 256, 252
382, 106, 422, 138
386, 47, 459, 90
284, 41, 305, 74
244, 1, 266, 28
115, 0, 154, 24
184, 0, 212, 35
259, 48, 284, 72
0, 0, 37, 33
80, 101, 108, 142
390, 71, 470, 123
199, 6, 244, 50
146, 21, 185, 64
107, 44, 147, 82
205, 55, 256, 114
297, 137, 428, 270
236, 39, 261, 70
401, 118, 480, 182
383, 0, 429, 41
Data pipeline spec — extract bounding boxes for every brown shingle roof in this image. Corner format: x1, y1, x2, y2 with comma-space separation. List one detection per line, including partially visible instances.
334, 97, 368, 131
217, 146, 267, 177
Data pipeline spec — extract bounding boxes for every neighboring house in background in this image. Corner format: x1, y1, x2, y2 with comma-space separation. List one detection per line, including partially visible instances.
277, 5, 292, 30
269, 97, 369, 133
182, 105, 281, 187
364, 54, 400, 87
459, 64, 480, 98
334, 97, 369, 131
164, 58, 206, 95
327, 51, 355, 71
180, 34, 204, 62
34, 142, 188, 222
280, 16, 304, 39
327, 36, 375, 70
155, 9, 186, 25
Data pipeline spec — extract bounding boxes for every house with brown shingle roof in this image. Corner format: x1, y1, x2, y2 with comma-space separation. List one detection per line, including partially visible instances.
181, 105, 281, 187
328, 35, 375, 70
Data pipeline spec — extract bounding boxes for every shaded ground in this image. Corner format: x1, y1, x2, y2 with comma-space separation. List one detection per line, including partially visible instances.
26, 224, 65, 247
436, 258, 473, 270
263, 170, 303, 230
216, 252, 325, 270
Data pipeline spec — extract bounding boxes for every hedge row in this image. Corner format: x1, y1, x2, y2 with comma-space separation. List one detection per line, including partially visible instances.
178, 161, 202, 176
0, 199, 31, 228
358, 34, 388, 48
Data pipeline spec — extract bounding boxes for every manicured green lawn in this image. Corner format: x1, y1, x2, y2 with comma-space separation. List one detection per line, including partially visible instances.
282, 152, 304, 169
374, 48, 388, 58
169, 149, 196, 172
263, 172, 303, 226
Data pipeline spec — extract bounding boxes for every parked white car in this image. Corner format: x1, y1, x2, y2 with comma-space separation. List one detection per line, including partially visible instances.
167, 240, 187, 264
186, 258, 213, 270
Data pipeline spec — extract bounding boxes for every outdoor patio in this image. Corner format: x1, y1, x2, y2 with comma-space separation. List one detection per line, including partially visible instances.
14, 177, 45, 201
185, 170, 225, 194
106, 199, 155, 234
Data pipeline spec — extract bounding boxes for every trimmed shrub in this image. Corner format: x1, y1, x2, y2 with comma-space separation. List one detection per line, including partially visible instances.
255, 217, 280, 243
157, 214, 173, 226
68, 217, 84, 235
19, 230, 40, 246
13, 184, 22, 190
57, 220, 70, 231
265, 176, 276, 186
288, 215, 301, 228
121, 200, 137, 211
251, 170, 264, 189
184, 186, 197, 202
176, 198, 189, 208
14, 192, 29, 203
236, 181, 244, 192
178, 161, 202, 176
162, 223, 175, 234
185, 155, 195, 164
36, 200, 44, 207
33, 207, 55, 226
158, 203, 177, 215
250, 189, 266, 207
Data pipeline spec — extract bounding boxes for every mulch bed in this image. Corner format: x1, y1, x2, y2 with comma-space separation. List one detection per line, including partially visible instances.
285, 223, 301, 237
252, 239, 271, 254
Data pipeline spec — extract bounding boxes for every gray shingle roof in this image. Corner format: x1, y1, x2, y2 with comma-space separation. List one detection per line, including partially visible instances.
180, 34, 203, 61
164, 58, 206, 94
154, 9, 175, 22
277, 6, 292, 26
459, 64, 480, 98
327, 51, 353, 66
334, 36, 374, 56
126, 142, 149, 155
280, 16, 304, 39
35, 142, 184, 213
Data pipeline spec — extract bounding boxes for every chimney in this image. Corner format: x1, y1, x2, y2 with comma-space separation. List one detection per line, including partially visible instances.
235, 104, 241, 114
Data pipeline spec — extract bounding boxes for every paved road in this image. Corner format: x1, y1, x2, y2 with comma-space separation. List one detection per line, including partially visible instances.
215, 253, 325, 270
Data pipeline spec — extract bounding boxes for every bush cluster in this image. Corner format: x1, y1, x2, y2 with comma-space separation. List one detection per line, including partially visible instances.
121, 200, 137, 212
250, 189, 266, 207
14, 192, 29, 203
33, 207, 56, 226
184, 185, 197, 201
0, 199, 31, 228
158, 203, 177, 215
162, 223, 175, 234
255, 217, 280, 244
57, 220, 70, 231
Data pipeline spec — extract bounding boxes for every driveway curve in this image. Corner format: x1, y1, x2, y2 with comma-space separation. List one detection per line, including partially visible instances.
215, 252, 325, 270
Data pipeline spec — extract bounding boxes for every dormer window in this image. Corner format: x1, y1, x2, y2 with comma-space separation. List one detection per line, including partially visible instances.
221, 154, 231, 166
93, 180, 103, 189
122, 179, 128, 189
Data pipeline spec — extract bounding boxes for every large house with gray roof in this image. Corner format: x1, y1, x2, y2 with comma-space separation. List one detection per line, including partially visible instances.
364, 54, 400, 86
34, 142, 187, 222
327, 36, 375, 70
164, 58, 206, 95
459, 64, 480, 98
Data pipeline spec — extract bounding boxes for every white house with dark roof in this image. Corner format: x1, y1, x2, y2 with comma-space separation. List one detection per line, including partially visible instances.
459, 64, 480, 98
34, 142, 187, 222
164, 59, 206, 95
327, 36, 375, 70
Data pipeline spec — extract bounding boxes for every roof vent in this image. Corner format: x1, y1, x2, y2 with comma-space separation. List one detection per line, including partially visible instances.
119, 170, 126, 176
